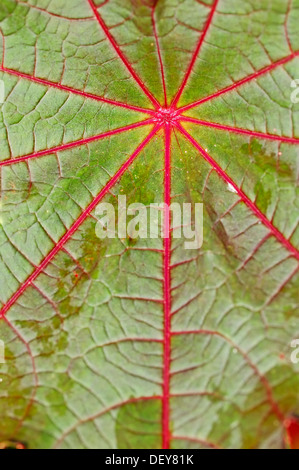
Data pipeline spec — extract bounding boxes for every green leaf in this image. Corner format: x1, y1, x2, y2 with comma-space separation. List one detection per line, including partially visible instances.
0, 0, 298, 450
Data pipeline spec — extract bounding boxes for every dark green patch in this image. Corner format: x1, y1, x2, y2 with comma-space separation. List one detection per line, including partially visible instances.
116, 398, 162, 449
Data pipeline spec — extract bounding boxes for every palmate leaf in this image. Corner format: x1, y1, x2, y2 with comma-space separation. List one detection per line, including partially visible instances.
0, 0, 298, 450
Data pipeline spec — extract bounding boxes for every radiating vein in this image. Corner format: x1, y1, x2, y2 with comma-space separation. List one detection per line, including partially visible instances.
0, 125, 161, 319
177, 123, 299, 261
86, 0, 160, 109
0, 119, 154, 167
0, 66, 155, 115
179, 51, 299, 113
180, 117, 299, 144
171, 0, 220, 107
151, 1, 167, 107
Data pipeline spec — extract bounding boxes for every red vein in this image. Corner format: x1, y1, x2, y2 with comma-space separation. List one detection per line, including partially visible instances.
162, 122, 172, 450
171, 0, 219, 108
172, 329, 284, 422
179, 51, 299, 113
180, 116, 299, 144
87, 0, 160, 109
0, 119, 154, 167
177, 123, 299, 261
151, 2, 167, 107
0, 125, 160, 319
0, 65, 155, 115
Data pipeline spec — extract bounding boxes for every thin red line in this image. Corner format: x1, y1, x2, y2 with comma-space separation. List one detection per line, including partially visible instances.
177, 123, 299, 261
0, 125, 160, 319
0, 119, 154, 167
87, 0, 160, 109
151, 3, 167, 107
0, 66, 155, 115
179, 51, 299, 113
180, 116, 299, 144
171, 0, 219, 108
162, 123, 172, 450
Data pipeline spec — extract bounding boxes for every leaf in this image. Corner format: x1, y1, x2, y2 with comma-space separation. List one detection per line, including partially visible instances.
0, 0, 298, 450
284, 416, 299, 449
